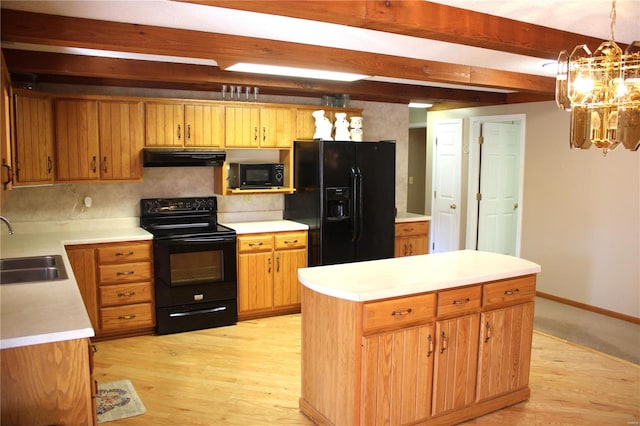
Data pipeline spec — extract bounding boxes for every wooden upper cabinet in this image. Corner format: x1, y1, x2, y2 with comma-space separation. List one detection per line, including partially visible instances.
259, 106, 295, 148
226, 105, 295, 148
184, 104, 224, 148
225, 105, 260, 148
98, 100, 143, 180
145, 102, 184, 147
145, 101, 224, 148
55, 98, 100, 181
13, 93, 55, 185
1, 53, 12, 205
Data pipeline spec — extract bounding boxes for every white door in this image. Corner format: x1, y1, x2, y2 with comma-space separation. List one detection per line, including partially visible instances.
431, 119, 462, 253
466, 115, 525, 257
477, 122, 521, 255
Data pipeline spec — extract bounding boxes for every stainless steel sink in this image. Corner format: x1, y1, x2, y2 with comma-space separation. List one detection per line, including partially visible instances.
0, 255, 69, 284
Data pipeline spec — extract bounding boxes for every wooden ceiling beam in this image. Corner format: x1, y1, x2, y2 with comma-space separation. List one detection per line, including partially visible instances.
181, 0, 610, 59
3, 49, 509, 106
0, 9, 554, 94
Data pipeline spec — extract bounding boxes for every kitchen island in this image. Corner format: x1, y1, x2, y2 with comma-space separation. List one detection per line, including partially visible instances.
298, 250, 541, 426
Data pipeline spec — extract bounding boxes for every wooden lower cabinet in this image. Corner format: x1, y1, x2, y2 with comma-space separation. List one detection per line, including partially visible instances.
237, 230, 307, 320
1, 338, 95, 425
66, 240, 155, 340
362, 324, 435, 425
394, 220, 430, 257
432, 314, 480, 416
300, 274, 536, 425
476, 302, 535, 402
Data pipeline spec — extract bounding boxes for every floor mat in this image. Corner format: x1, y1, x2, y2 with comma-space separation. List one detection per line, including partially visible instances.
97, 379, 146, 423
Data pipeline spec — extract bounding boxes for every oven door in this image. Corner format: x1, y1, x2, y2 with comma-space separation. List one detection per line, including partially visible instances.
153, 235, 237, 307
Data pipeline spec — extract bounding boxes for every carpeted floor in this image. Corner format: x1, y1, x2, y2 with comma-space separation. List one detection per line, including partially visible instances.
533, 297, 640, 364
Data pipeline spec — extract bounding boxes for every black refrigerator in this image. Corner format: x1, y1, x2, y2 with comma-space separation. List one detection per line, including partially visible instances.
284, 140, 396, 266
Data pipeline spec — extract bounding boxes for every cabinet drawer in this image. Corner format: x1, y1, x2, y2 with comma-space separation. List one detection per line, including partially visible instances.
97, 242, 151, 264
100, 282, 153, 307
100, 303, 154, 331
483, 275, 536, 308
437, 285, 482, 318
238, 235, 274, 252
363, 293, 435, 333
274, 232, 307, 250
394, 221, 429, 237
98, 262, 152, 284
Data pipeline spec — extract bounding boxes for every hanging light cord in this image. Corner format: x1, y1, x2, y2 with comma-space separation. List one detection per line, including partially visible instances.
610, 0, 617, 42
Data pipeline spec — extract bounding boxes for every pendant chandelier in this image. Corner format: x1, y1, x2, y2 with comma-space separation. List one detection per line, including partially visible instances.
555, 0, 640, 155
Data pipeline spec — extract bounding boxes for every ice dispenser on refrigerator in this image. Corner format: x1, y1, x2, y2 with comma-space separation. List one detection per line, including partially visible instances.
326, 187, 350, 220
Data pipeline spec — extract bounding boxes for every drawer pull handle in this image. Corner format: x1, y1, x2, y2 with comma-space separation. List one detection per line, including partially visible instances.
284, 239, 298, 244
504, 288, 520, 295
440, 331, 448, 353
426, 334, 433, 357
391, 308, 413, 316
117, 291, 136, 297
117, 314, 136, 320
403, 227, 414, 232
115, 251, 134, 256
116, 271, 135, 276
452, 298, 471, 305
248, 242, 263, 247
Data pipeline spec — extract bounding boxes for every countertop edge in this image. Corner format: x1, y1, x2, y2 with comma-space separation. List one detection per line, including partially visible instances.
223, 220, 309, 234
1, 328, 95, 350
298, 250, 541, 302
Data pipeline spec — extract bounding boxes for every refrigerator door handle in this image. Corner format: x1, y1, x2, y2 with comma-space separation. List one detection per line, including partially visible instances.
350, 166, 359, 242
356, 166, 364, 242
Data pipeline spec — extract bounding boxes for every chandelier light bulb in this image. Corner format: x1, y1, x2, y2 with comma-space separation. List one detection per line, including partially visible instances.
554, 0, 640, 154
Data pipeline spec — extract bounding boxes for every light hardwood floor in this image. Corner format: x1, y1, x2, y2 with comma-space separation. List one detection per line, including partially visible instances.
94, 314, 640, 425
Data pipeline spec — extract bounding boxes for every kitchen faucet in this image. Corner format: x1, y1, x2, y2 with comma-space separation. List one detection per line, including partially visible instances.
0, 216, 14, 235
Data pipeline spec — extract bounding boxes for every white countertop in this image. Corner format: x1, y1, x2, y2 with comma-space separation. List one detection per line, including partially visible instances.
1, 222, 153, 350
395, 212, 431, 223
298, 250, 541, 302
222, 220, 308, 234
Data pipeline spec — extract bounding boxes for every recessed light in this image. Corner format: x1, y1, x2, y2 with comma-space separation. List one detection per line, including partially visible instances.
408, 102, 433, 108
225, 63, 370, 82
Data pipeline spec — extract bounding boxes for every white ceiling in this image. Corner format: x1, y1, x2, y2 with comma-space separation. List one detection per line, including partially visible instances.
1, 0, 639, 91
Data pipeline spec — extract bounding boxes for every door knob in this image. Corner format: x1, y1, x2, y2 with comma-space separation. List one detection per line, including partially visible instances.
514, 202, 519, 210
450, 203, 457, 210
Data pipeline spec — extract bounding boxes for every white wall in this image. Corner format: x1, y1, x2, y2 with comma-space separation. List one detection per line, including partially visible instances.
428, 101, 640, 318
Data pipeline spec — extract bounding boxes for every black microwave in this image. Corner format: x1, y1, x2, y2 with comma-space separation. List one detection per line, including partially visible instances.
227, 163, 285, 189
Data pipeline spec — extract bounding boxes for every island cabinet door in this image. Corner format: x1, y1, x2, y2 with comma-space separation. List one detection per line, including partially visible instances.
361, 324, 435, 426
432, 313, 480, 417
476, 302, 535, 402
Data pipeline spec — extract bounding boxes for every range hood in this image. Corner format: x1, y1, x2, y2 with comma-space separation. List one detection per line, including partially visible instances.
143, 148, 226, 167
